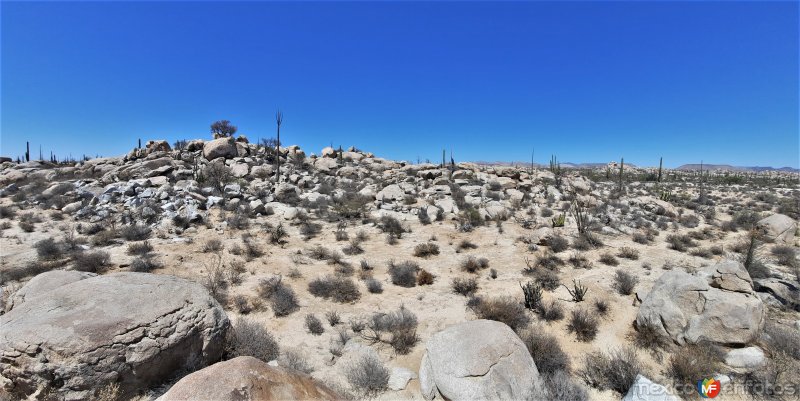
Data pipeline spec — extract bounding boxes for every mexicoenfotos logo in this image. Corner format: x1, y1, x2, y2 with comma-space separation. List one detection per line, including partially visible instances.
697, 378, 721, 398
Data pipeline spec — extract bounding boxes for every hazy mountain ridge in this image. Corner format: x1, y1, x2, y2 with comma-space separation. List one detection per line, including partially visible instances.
472, 160, 798, 172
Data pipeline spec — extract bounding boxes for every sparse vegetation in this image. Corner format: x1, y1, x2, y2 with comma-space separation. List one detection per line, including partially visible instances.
228, 318, 280, 362
567, 308, 598, 341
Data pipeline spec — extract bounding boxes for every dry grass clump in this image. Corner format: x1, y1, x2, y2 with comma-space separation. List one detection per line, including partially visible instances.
666, 234, 697, 252
598, 252, 619, 266
72, 250, 111, 273
538, 300, 565, 322
130, 256, 161, 272
280, 348, 314, 374
305, 314, 325, 335
469, 296, 529, 331
633, 318, 671, 357
413, 242, 440, 258
365, 278, 383, 294
34, 238, 64, 261
457, 239, 478, 251
617, 247, 639, 260
452, 277, 479, 296
361, 306, 420, 355
567, 308, 598, 342
772, 245, 797, 267
546, 235, 570, 253
578, 347, 643, 395
227, 318, 279, 362
388, 260, 419, 287
520, 328, 571, 375
345, 354, 389, 397
666, 343, 722, 387
202, 238, 224, 253
416, 269, 435, 285
308, 275, 361, 303
119, 224, 151, 241
460, 256, 490, 273
126, 241, 153, 256
613, 270, 639, 295
257, 276, 299, 317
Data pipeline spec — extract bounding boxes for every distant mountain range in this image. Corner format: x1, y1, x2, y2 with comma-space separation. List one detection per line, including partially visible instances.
472, 161, 799, 172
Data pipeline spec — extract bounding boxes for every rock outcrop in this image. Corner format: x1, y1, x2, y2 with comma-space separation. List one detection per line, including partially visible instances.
636, 261, 765, 346
419, 319, 542, 401
0, 272, 230, 400
203, 137, 239, 160
756, 213, 797, 244
158, 356, 340, 401
5, 270, 96, 311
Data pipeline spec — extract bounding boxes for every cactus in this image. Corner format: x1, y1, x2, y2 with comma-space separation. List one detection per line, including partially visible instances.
658, 157, 663, 183
520, 281, 542, 311
549, 155, 563, 188
25, 141, 30, 162
618, 157, 625, 193
275, 110, 283, 182
564, 279, 588, 302
551, 213, 566, 227
659, 190, 672, 202
442, 149, 445, 168
138, 138, 142, 149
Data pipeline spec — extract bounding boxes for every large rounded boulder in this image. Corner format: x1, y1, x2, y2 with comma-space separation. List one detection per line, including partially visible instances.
158, 356, 340, 401
636, 261, 765, 346
4, 270, 96, 311
0, 272, 230, 400
203, 137, 238, 160
756, 213, 797, 244
419, 319, 543, 401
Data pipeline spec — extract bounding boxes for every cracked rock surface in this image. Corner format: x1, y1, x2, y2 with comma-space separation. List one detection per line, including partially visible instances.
157, 356, 340, 401
636, 260, 765, 346
419, 319, 542, 401
0, 272, 230, 400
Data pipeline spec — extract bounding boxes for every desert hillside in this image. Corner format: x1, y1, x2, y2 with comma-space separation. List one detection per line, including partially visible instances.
0, 135, 798, 401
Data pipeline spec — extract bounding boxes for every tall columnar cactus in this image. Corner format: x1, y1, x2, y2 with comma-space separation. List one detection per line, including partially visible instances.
442, 149, 445, 168
618, 157, 625, 192
138, 138, 142, 149
25, 141, 30, 162
658, 157, 663, 183
275, 110, 283, 182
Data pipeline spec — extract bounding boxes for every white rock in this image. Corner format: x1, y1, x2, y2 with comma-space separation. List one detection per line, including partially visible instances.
388, 367, 417, 391
622, 374, 680, 401
725, 347, 766, 370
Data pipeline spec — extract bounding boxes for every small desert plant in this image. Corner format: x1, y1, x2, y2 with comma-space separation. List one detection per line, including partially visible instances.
568, 252, 592, 269
666, 234, 696, 252
520, 328, 571, 375
130, 256, 160, 272
280, 348, 314, 374
126, 240, 153, 256
257, 276, 299, 316
413, 242, 440, 257
305, 314, 325, 335
617, 247, 639, 260
308, 275, 361, 303
598, 252, 619, 266
365, 278, 383, 294
202, 238, 224, 253
457, 239, 478, 251
469, 296, 529, 331
34, 238, 63, 261
228, 318, 280, 362
578, 347, 643, 394
551, 213, 566, 227
452, 277, 479, 296
72, 250, 111, 273
593, 299, 609, 316
416, 269, 435, 285
388, 260, 419, 287
378, 215, 405, 238
119, 224, 151, 241
361, 306, 419, 354
345, 354, 389, 397
521, 281, 543, 311
633, 318, 670, 357
772, 245, 797, 267
666, 343, 722, 387
326, 310, 342, 326
567, 308, 598, 342
613, 270, 639, 295
538, 300, 565, 322
547, 235, 569, 253
564, 279, 588, 302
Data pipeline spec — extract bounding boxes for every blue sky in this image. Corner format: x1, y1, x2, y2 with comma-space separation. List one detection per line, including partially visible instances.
1, 1, 798, 168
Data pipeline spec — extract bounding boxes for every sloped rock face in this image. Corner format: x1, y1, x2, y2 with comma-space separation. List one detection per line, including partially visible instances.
0, 272, 230, 400
636, 261, 765, 346
419, 319, 542, 401
756, 213, 797, 244
5, 270, 96, 311
158, 356, 340, 401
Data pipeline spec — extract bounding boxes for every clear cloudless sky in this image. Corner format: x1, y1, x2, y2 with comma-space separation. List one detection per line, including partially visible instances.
1, 1, 798, 168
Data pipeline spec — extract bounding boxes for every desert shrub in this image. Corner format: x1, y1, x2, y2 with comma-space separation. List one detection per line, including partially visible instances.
280, 348, 314, 374
460, 256, 490, 273
413, 242, 440, 258
537, 370, 589, 401
257, 276, 300, 317
335, 228, 349, 241
18, 220, 35, 232
540, 207, 554, 217
345, 354, 389, 397
388, 260, 418, 287
417, 208, 431, 225
538, 300, 565, 322
469, 296, 529, 331
632, 232, 652, 244
452, 277, 479, 296
34, 238, 63, 261
365, 278, 383, 294
416, 269, 434, 285
594, 299, 609, 316
308, 245, 331, 260
666, 343, 722, 387
226, 212, 250, 230
763, 323, 800, 360
325, 310, 341, 326
579, 347, 643, 394
232, 295, 251, 314
129, 256, 160, 272
305, 314, 325, 335
520, 328, 571, 375
119, 224, 151, 241
598, 252, 619, 266
547, 235, 569, 253
342, 239, 364, 256
617, 247, 639, 260
269, 223, 288, 244
299, 221, 322, 240
457, 239, 478, 251
72, 250, 111, 273
308, 275, 361, 303
679, 214, 700, 228
613, 270, 639, 295
666, 234, 696, 252
202, 238, 224, 253
567, 308, 598, 342
709, 244, 724, 255
378, 215, 405, 238
228, 318, 279, 362
0, 206, 16, 219
633, 318, 670, 356
532, 252, 564, 271
361, 306, 419, 354
525, 268, 561, 291
772, 245, 797, 267
567, 252, 592, 269
126, 241, 153, 256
